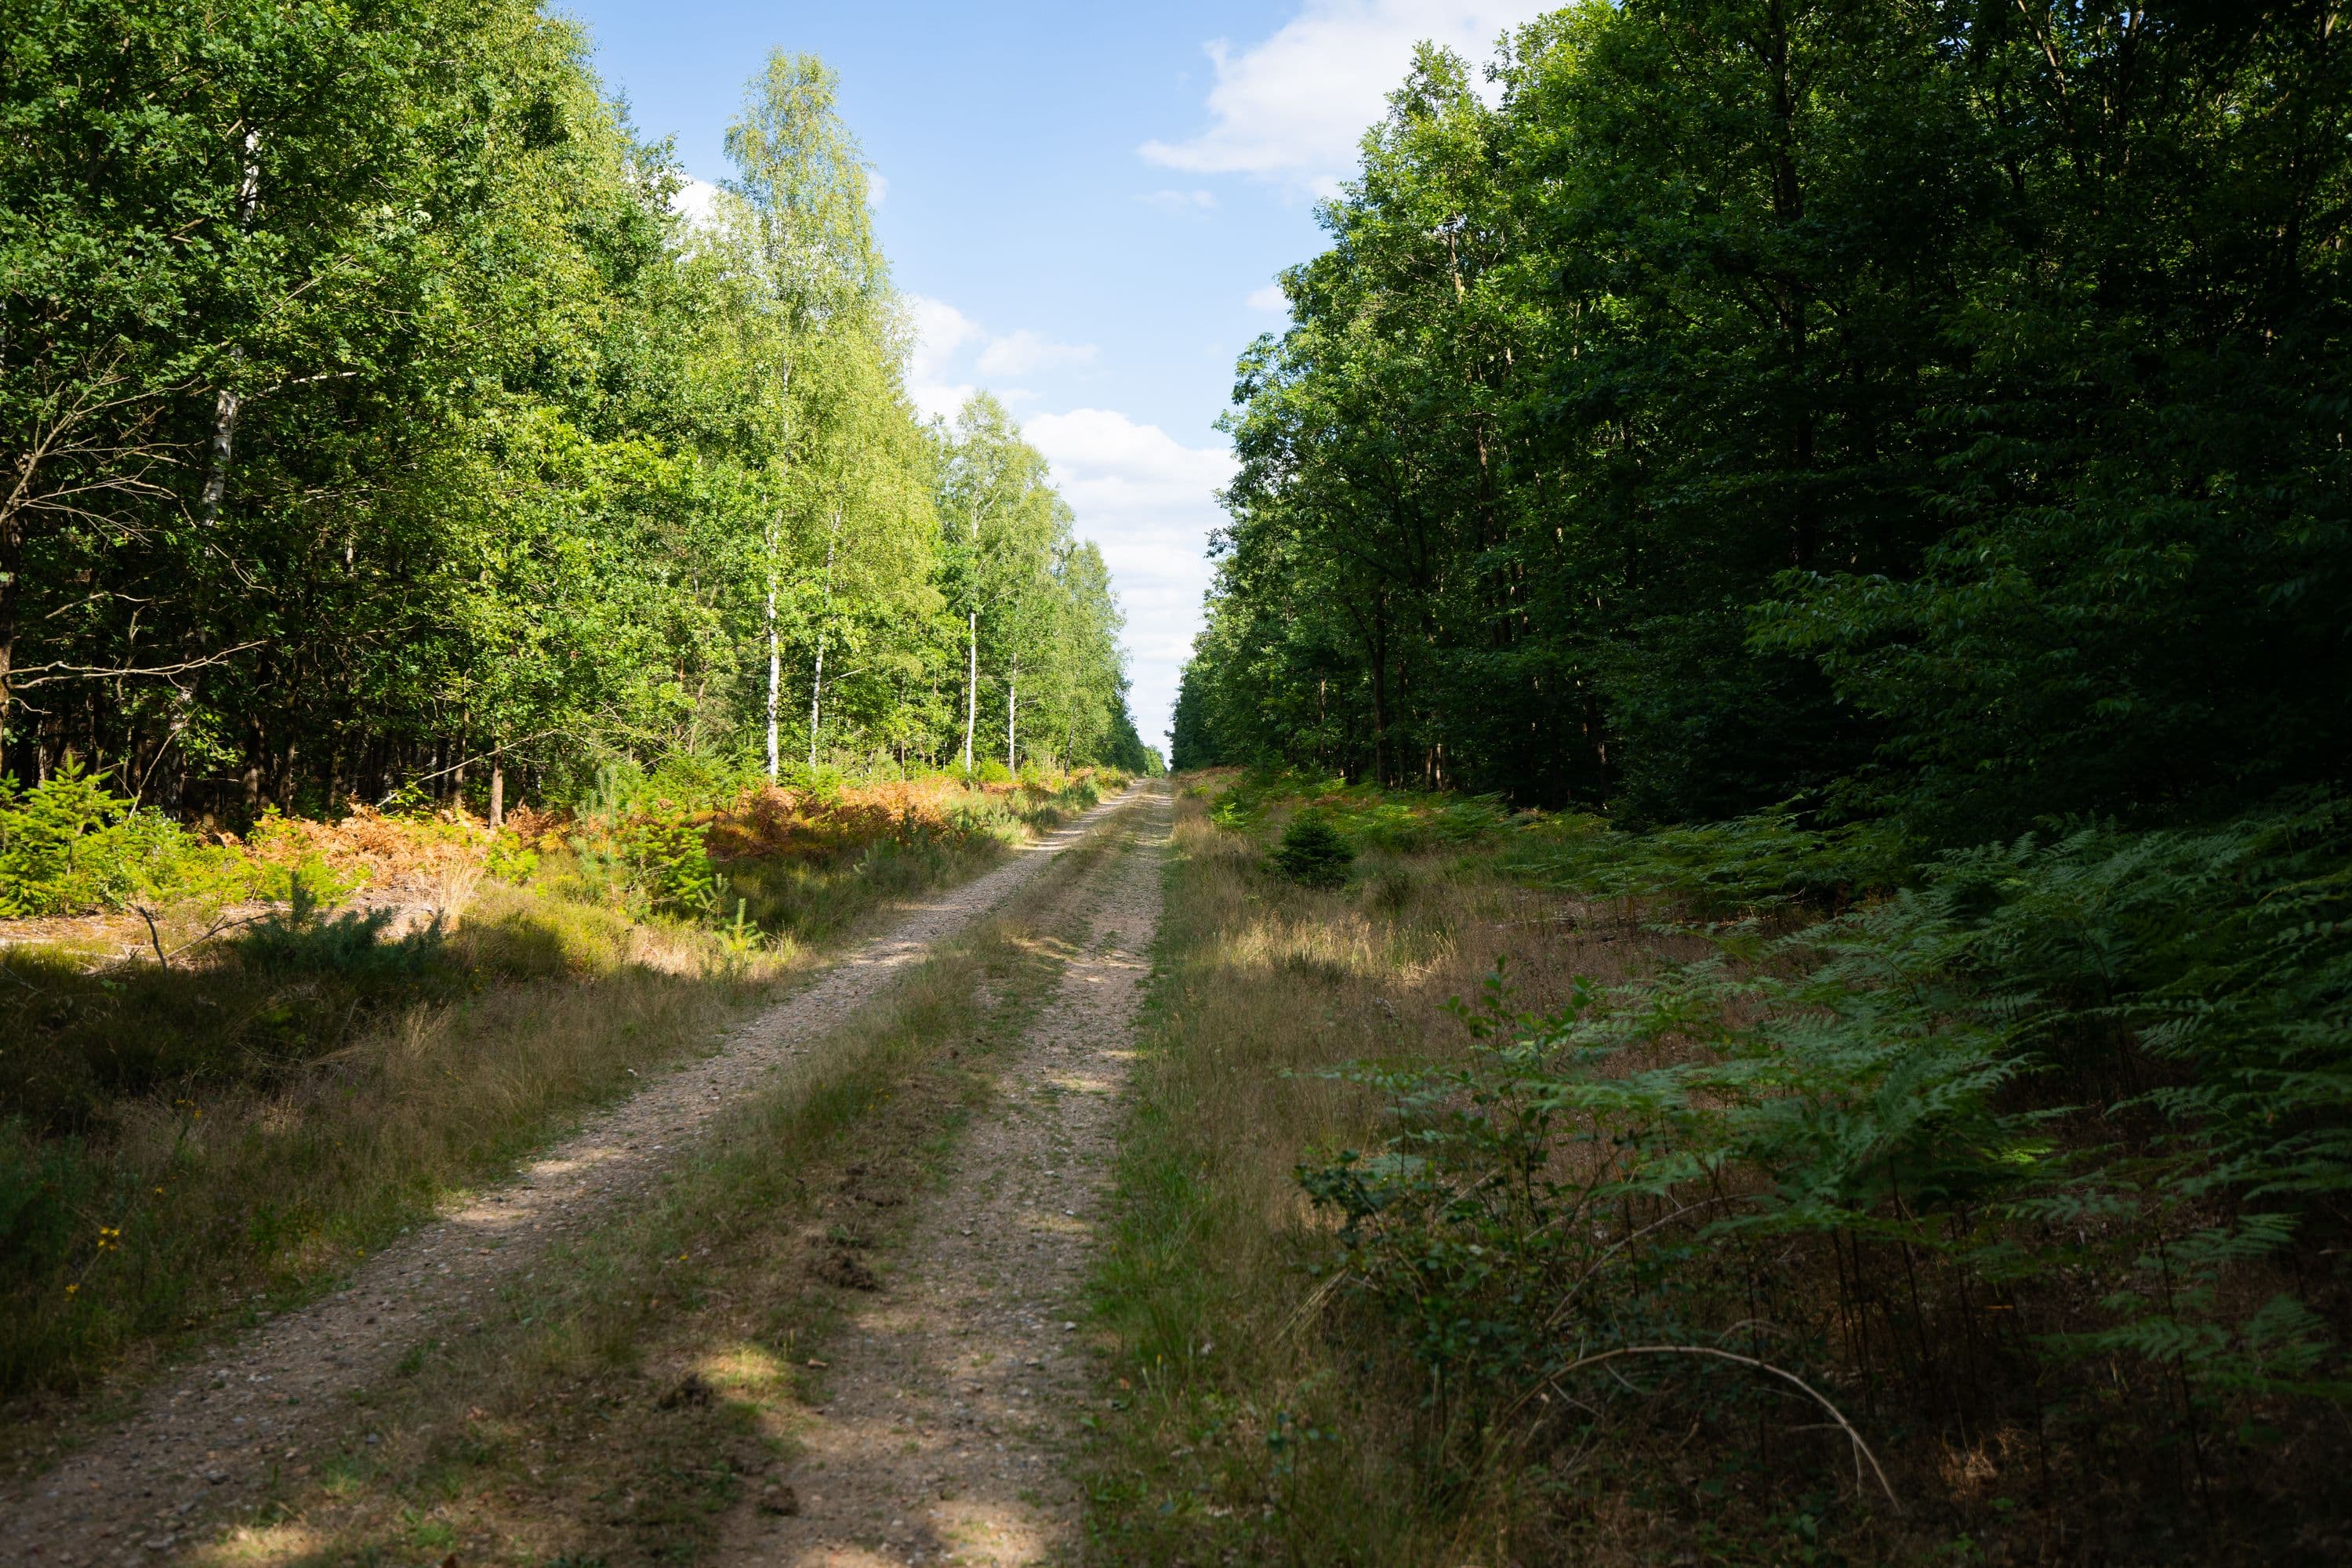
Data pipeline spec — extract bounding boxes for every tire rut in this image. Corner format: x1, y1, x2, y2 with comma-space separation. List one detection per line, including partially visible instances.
723, 785, 1171, 1567
1, 786, 1147, 1566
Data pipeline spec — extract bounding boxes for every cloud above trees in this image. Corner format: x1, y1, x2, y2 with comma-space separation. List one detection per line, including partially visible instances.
1140, 0, 1544, 194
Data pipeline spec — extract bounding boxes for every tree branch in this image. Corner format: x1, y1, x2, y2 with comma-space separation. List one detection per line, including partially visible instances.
1510, 1344, 1902, 1511
9, 641, 264, 689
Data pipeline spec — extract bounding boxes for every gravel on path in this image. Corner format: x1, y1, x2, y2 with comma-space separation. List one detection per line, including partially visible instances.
0, 786, 1145, 1566
723, 786, 1171, 1568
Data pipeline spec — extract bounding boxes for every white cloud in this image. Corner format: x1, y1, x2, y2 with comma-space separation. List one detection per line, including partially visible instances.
670, 175, 723, 228
1027, 409, 1238, 748
978, 328, 1098, 377
904, 294, 985, 422
1142, 1, 1546, 193
869, 169, 890, 207
906, 297, 1101, 420
1247, 282, 1288, 314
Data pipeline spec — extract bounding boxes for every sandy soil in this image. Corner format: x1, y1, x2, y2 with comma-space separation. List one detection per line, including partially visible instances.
0, 786, 1143, 1566
719, 787, 1171, 1568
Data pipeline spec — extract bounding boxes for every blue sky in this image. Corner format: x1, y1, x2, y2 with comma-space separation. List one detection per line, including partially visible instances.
561, 2, 1547, 748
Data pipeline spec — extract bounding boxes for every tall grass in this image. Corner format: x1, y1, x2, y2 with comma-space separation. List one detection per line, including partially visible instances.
1098, 771, 2352, 1565
0, 771, 1114, 1430
1083, 783, 1693, 1563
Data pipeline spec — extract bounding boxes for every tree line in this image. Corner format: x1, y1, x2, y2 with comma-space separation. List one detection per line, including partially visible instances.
2, 0, 1151, 825
1174, 0, 2350, 848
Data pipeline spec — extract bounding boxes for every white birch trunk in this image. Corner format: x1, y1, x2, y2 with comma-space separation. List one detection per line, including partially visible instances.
765, 534, 781, 782
766, 359, 792, 782
807, 629, 826, 770
199, 132, 261, 528
963, 609, 978, 772
808, 508, 838, 769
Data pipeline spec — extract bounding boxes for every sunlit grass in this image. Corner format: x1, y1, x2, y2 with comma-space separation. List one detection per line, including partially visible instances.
1082, 780, 1682, 1564
0, 790, 1108, 1443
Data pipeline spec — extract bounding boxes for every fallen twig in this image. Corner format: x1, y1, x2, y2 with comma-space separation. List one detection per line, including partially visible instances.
1509, 1344, 1902, 1511
132, 906, 169, 970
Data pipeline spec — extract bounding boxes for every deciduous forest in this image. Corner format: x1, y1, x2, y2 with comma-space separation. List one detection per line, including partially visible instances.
1178, 4, 2347, 836
7, 2, 2352, 1564
3, 2, 1150, 820
1138, 3, 2352, 1563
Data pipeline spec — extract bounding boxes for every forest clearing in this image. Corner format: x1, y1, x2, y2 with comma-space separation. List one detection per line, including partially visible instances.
7, 1, 2352, 1564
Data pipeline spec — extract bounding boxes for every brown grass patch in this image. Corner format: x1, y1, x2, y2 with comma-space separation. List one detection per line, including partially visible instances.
177, 797, 1127, 1567
1083, 782, 1709, 1564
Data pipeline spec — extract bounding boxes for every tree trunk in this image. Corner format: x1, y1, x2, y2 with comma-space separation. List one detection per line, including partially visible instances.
963, 609, 978, 772
199, 134, 261, 529
0, 517, 20, 759
764, 524, 781, 782
808, 629, 826, 770
809, 508, 839, 770
1007, 652, 1018, 775
197, 388, 244, 528
488, 757, 505, 829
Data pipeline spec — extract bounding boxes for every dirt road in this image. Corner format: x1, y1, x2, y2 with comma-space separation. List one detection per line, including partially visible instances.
1, 786, 1149, 1565
718, 783, 1169, 1567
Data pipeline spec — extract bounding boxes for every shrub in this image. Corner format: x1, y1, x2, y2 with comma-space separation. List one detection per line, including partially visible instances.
1299, 792, 2352, 1519
617, 807, 723, 918
1273, 811, 1355, 889
0, 764, 234, 916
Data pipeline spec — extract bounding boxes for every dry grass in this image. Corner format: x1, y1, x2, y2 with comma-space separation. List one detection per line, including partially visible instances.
174, 797, 1131, 1566
1082, 781, 1707, 1565
0, 802, 1077, 1446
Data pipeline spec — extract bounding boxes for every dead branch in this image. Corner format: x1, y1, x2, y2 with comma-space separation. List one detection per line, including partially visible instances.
1510, 1343, 1902, 1511
9, 641, 265, 690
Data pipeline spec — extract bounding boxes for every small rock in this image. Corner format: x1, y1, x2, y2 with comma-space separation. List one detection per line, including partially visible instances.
203, 1470, 227, 1485
142, 1537, 175, 1552
757, 1480, 801, 1516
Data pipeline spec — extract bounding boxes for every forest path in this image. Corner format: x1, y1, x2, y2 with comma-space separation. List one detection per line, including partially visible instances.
718, 786, 1169, 1568
1, 785, 1146, 1566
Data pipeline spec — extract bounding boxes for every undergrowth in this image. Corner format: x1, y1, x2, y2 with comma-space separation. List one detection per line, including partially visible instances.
0, 762, 1120, 1421
1094, 770, 2352, 1565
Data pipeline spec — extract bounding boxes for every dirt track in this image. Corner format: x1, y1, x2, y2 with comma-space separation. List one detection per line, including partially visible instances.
718, 783, 1169, 1567
0, 786, 1145, 1565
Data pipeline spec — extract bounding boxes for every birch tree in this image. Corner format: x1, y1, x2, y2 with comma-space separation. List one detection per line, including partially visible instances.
721, 52, 880, 781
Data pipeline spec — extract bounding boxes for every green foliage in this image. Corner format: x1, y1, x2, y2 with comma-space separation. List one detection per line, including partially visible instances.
1298, 793, 2352, 1476
1178, 4, 2352, 837
617, 808, 724, 919
234, 902, 445, 984
0, 764, 249, 916
1171, 9, 2352, 1526
0, 12, 1146, 820
1499, 807, 1900, 918
484, 829, 541, 884
1272, 812, 1355, 890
